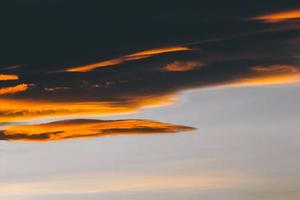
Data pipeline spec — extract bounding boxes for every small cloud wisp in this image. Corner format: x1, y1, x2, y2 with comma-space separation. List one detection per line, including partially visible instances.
0, 84, 29, 95
161, 61, 203, 72
253, 9, 300, 23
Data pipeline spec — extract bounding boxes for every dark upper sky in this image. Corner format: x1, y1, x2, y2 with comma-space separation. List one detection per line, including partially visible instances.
0, 0, 300, 104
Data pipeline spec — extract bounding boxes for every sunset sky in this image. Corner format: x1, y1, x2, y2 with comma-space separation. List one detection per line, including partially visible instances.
0, 1, 300, 199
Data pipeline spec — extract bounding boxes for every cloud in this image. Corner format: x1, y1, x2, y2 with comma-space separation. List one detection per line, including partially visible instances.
161, 61, 203, 72
0, 84, 29, 95
1, 65, 299, 123
0, 1, 299, 131
0, 95, 176, 123
223, 65, 300, 87
0, 74, 19, 81
0, 65, 22, 70
66, 46, 191, 72
44, 87, 70, 92
253, 9, 300, 23
0, 119, 195, 142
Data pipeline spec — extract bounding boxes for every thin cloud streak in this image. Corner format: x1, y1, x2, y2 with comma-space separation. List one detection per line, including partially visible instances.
0, 172, 253, 197
161, 61, 203, 72
0, 74, 19, 81
66, 46, 191, 72
254, 9, 300, 23
0, 84, 29, 95
0, 95, 176, 123
0, 119, 195, 142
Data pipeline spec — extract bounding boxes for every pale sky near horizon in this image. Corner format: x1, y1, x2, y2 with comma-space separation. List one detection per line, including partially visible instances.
1, 84, 299, 200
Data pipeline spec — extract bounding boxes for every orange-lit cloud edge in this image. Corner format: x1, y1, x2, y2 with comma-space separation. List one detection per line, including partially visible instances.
0, 119, 196, 142
223, 65, 300, 87
1, 65, 299, 124
0, 84, 29, 95
0, 74, 19, 81
66, 46, 191, 72
0, 64, 299, 142
253, 9, 300, 23
0, 94, 176, 124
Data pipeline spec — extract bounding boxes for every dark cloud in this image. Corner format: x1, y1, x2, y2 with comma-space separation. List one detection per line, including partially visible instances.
0, 1, 299, 125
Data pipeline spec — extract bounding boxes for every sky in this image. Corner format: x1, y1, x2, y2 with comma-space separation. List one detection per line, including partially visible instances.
0, 1, 300, 199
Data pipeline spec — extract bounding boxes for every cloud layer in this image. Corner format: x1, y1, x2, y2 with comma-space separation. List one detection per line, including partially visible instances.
66, 46, 191, 72
0, 119, 195, 142
254, 9, 300, 23
0, 1, 299, 138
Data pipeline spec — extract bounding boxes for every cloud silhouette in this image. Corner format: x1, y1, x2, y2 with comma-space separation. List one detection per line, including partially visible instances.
0, 119, 195, 142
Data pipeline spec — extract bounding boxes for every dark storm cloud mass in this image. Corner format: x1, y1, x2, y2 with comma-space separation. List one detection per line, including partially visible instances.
0, 0, 300, 125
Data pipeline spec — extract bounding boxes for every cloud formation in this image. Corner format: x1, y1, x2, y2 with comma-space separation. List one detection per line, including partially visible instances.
66, 46, 191, 72
0, 1, 299, 135
0, 84, 29, 95
0, 119, 195, 142
0, 95, 176, 123
254, 9, 300, 23
0, 74, 19, 81
224, 65, 300, 87
161, 61, 203, 72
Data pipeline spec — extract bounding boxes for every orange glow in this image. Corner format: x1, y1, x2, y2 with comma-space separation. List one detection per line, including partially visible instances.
161, 61, 203, 72
66, 46, 191, 72
254, 9, 300, 23
0, 84, 29, 95
0, 74, 19, 81
251, 65, 299, 74
0, 95, 176, 123
226, 74, 300, 87
125, 46, 191, 58
225, 65, 300, 87
1, 119, 195, 142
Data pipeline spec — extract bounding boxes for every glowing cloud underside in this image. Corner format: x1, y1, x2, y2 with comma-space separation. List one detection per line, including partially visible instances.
254, 9, 300, 23
0, 84, 29, 95
0, 95, 176, 123
224, 65, 300, 87
0, 119, 196, 142
0, 74, 19, 81
66, 46, 191, 72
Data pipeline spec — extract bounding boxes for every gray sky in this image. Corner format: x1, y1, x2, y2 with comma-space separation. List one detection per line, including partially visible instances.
1, 84, 299, 200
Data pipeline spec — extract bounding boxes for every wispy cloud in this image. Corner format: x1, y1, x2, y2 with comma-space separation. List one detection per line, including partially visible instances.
0, 119, 195, 142
0, 172, 254, 197
44, 87, 70, 92
0, 84, 29, 95
253, 9, 300, 23
161, 61, 203, 72
0, 95, 176, 123
66, 46, 191, 72
0, 74, 19, 81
